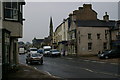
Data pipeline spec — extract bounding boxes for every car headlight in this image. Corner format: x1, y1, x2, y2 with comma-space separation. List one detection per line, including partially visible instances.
101, 54, 104, 56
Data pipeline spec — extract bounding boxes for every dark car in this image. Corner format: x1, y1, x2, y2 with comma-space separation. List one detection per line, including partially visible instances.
37, 49, 44, 54
98, 49, 120, 59
26, 53, 43, 64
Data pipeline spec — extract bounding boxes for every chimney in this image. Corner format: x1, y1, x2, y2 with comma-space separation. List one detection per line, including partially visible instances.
78, 7, 83, 10
103, 12, 109, 22
83, 4, 92, 10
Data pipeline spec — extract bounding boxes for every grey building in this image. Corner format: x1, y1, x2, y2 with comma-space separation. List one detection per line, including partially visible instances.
0, 0, 25, 79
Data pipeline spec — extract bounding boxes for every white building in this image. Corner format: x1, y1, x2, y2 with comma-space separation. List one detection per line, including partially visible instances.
54, 19, 68, 54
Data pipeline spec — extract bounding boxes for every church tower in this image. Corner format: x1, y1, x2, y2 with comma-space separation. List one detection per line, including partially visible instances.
49, 17, 53, 37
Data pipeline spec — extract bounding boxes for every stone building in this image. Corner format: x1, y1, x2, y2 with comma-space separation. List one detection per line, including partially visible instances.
32, 37, 44, 48
0, 0, 25, 79
53, 19, 68, 54
67, 4, 116, 56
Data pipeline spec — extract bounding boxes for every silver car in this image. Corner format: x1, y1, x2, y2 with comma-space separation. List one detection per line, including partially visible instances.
49, 49, 61, 57
26, 53, 43, 65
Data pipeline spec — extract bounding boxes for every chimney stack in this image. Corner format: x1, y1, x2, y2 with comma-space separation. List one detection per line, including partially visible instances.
103, 12, 109, 22
83, 4, 92, 10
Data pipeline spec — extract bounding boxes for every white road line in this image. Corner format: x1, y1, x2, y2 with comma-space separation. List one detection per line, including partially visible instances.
52, 76, 61, 78
81, 67, 120, 77
110, 63, 118, 65
45, 71, 52, 76
84, 68, 94, 72
34, 67, 37, 70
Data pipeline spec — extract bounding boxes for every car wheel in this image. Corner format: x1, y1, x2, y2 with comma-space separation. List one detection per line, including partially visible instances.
26, 60, 28, 64
105, 56, 109, 59
40, 60, 43, 65
29, 61, 32, 65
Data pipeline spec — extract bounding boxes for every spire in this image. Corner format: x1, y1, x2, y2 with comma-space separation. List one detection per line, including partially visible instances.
49, 16, 53, 37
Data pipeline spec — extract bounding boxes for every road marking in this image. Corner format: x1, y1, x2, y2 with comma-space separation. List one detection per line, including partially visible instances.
34, 67, 37, 70
45, 71, 52, 76
110, 63, 118, 65
84, 68, 94, 72
79, 67, 120, 77
52, 76, 61, 78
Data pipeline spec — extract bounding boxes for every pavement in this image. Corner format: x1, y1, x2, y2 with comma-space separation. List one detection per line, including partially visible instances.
3, 63, 63, 80
2, 55, 119, 80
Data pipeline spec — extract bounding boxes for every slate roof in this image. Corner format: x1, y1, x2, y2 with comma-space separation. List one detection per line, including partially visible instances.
76, 20, 116, 28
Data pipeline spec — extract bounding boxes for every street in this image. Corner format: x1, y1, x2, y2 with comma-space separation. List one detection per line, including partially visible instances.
19, 54, 120, 79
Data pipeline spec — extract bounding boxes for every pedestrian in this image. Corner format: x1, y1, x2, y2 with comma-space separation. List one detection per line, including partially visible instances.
98, 51, 101, 54
63, 50, 65, 56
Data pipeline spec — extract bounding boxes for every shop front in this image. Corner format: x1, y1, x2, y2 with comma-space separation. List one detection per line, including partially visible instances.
2, 29, 10, 76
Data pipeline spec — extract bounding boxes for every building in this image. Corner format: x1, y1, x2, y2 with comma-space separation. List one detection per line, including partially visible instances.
48, 17, 53, 47
32, 37, 44, 48
111, 20, 120, 49
0, 0, 25, 79
67, 4, 116, 56
54, 19, 68, 54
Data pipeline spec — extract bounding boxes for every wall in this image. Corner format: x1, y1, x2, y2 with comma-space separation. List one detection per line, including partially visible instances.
0, 1, 2, 80
77, 27, 110, 56
3, 21, 23, 38
111, 30, 118, 41
0, 29, 2, 80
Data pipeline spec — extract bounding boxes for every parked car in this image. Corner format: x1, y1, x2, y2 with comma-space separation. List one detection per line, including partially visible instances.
49, 49, 61, 57
26, 53, 43, 65
37, 49, 44, 54
98, 49, 120, 59
29, 48, 37, 53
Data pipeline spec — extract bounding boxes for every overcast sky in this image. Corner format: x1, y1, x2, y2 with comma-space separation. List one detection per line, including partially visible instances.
19, 2, 118, 43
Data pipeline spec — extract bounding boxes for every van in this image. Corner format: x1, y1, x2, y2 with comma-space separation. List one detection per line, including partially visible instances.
43, 46, 51, 56
19, 48, 25, 54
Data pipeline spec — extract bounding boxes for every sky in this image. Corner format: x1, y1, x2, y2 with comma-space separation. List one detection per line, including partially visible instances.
19, 2, 118, 43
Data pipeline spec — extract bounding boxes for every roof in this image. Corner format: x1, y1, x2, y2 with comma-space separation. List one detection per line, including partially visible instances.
76, 20, 116, 28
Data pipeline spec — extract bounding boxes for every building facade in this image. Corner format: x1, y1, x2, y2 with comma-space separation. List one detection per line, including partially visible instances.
0, 0, 25, 79
54, 19, 68, 54
111, 20, 120, 49
67, 4, 116, 56
32, 37, 44, 48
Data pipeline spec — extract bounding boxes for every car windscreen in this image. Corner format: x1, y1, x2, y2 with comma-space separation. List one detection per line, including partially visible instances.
44, 49, 50, 51
30, 49, 37, 51
52, 50, 59, 52
32, 54, 41, 57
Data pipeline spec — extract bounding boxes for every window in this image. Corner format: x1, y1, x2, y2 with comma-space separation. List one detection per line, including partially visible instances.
88, 43, 92, 50
97, 34, 100, 39
105, 34, 107, 40
103, 42, 107, 49
88, 33, 91, 39
79, 37, 80, 44
4, 1, 19, 21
